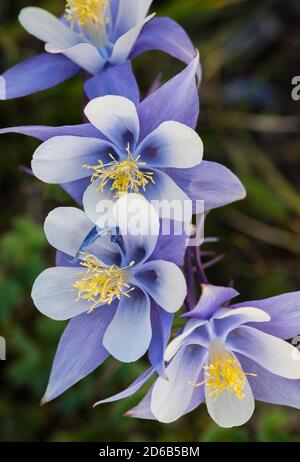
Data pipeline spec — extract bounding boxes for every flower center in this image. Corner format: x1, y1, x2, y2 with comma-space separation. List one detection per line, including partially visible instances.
189, 351, 256, 400
65, 0, 110, 28
73, 253, 134, 312
84, 144, 155, 198
205, 353, 250, 400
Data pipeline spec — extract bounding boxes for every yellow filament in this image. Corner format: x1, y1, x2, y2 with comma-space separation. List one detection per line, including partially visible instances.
73, 253, 134, 312
84, 144, 155, 197
65, 0, 110, 28
189, 353, 256, 400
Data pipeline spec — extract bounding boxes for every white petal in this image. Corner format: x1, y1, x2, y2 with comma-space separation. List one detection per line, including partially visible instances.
113, 193, 160, 239
214, 307, 271, 322
134, 260, 187, 313
84, 95, 140, 149
164, 319, 208, 362
139, 121, 203, 168
103, 288, 151, 362
83, 181, 116, 227
213, 307, 271, 338
151, 345, 206, 423
44, 207, 93, 256
109, 14, 155, 65
45, 42, 105, 75
84, 188, 161, 252
113, 194, 160, 266
113, 0, 154, 37
205, 371, 255, 428
19, 7, 80, 48
32, 267, 94, 320
32, 136, 110, 184
205, 343, 255, 428
143, 169, 192, 223
44, 207, 120, 264
228, 326, 300, 379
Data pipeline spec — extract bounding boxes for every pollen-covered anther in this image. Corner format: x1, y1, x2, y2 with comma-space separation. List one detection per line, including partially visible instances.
73, 253, 134, 312
84, 143, 155, 197
188, 353, 257, 400
65, 0, 110, 28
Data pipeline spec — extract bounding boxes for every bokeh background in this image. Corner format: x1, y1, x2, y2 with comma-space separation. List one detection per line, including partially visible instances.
1, 0, 300, 442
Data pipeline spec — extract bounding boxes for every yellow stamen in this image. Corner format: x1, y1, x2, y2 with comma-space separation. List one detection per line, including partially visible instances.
65, 0, 110, 28
188, 352, 256, 400
73, 253, 134, 312
84, 144, 155, 198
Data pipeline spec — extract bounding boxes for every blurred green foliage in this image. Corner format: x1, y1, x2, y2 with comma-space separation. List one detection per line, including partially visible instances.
1, 0, 300, 442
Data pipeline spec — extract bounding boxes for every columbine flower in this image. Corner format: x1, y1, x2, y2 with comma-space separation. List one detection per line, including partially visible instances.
32, 196, 188, 403
96, 284, 300, 428
31, 93, 204, 222
0, 57, 245, 211
0, 0, 197, 100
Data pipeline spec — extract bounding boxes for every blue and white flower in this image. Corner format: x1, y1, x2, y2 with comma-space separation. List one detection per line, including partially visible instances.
31, 93, 204, 223
0, 0, 197, 100
32, 197, 188, 403
96, 284, 300, 428
0, 56, 245, 213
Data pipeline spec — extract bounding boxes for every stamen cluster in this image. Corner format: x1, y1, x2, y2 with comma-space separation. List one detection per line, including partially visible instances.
73, 253, 133, 312
65, 0, 110, 28
85, 144, 155, 197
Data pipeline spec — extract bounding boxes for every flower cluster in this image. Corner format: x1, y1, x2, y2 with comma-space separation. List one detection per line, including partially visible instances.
2, 1, 300, 429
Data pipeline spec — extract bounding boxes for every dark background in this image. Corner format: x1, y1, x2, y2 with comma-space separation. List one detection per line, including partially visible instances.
1, 0, 300, 442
